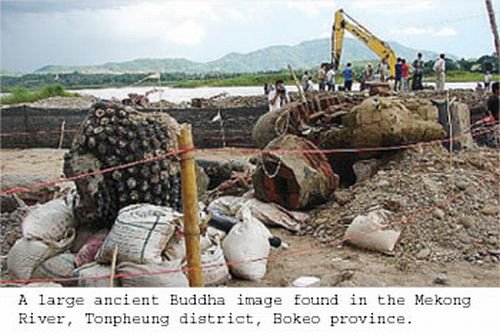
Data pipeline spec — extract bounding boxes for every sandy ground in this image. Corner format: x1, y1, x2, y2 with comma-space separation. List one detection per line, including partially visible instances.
1, 148, 499, 287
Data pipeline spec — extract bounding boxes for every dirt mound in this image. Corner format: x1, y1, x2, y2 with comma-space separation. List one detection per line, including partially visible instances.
304, 145, 499, 269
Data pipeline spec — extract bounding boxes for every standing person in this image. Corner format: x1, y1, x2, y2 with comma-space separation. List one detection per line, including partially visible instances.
264, 83, 274, 95
433, 54, 446, 91
484, 71, 493, 91
326, 65, 336, 91
487, 82, 499, 122
412, 53, 424, 90
343, 63, 354, 91
301, 71, 310, 92
394, 58, 402, 92
379, 57, 389, 82
317, 65, 326, 91
401, 59, 410, 92
306, 76, 315, 92
361, 63, 374, 91
485, 82, 500, 147
268, 80, 290, 112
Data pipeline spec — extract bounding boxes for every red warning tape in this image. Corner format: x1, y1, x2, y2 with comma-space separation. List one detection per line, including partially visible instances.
0, 129, 78, 137
0, 170, 495, 286
0, 123, 497, 196
0, 148, 190, 195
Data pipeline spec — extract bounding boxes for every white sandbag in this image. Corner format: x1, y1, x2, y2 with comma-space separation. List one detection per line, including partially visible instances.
31, 252, 76, 285
73, 262, 117, 287
24, 282, 63, 288
118, 259, 188, 287
164, 226, 226, 261
222, 207, 270, 280
207, 196, 245, 216
7, 237, 68, 280
202, 245, 231, 286
344, 210, 400, 253
96, 204, 180, 264
239, 198, 309, 232
22, 199, 76, 245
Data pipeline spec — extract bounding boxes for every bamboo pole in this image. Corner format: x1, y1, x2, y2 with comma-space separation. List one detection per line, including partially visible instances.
110, 245, 118, 287
177, 124, 203, 287
58, 120, 65, 149
287, 64, 307, 103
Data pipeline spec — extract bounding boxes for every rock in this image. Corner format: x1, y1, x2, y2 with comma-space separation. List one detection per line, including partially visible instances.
455, 179, 469, 191
433, 208, 445, 220
488, 249, 500, 256
376, 180, 390, 188
0, 196, 19, 213
292, 276, 321, 287
416, 248, 431, 260
458, 216, 474, 228
253, 135, 339, 210
467, 228, 481, 239
481, 204, 499, 216
341, 215, 355, 224
487, 236, 497, 245
459, 234, 472, 245
433, 273, 448, 285
352, 159, 378, 183
334, 190, 354, 206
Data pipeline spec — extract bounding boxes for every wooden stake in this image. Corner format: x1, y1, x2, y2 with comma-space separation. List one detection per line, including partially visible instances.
58, 120, 66, 149
110, 244, 118, 287
177, 124, 203, 287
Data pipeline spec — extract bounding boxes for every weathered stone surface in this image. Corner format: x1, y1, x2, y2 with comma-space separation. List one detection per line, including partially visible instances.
253, 135, 339, 210
63, 101, 182, 229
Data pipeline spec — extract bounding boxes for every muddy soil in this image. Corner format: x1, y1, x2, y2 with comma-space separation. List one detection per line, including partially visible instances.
1, 148, 498, 287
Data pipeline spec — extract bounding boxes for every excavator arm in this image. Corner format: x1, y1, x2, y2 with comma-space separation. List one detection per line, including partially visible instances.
331, 9, 397, 78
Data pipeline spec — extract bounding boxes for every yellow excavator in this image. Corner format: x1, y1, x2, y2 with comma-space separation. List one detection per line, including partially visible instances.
331, 9, 397, 78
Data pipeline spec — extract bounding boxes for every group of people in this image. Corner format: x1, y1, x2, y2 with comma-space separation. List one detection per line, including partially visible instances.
302, 65, 337, 93
295, 52, 439, 94
355, 53, 445, 92
265, 52, 498, 114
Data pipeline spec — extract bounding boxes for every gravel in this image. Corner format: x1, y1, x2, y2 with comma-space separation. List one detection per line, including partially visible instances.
304, 145, 499, 268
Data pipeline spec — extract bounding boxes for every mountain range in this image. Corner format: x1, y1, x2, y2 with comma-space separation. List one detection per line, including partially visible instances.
35, 38, 449, 74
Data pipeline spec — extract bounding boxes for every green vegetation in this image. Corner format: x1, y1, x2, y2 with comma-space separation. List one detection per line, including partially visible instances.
0, 54, 498, 91
0, 84, 78, 105
172, 71, 294, 88
424, 70, 500, 83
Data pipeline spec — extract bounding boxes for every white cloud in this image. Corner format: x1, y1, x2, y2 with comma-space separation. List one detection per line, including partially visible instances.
287, 0, 336, 16
390, 26, 458, 37
434, 27, 458, 36
165, 20, 206, 46
351, 0, 435, 13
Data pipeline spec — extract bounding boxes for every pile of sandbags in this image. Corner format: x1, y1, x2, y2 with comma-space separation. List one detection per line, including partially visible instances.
7, 198, 77, 284
77, 204, 190, 287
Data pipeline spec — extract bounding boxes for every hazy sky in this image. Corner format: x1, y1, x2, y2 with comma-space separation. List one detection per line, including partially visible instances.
1, 0, 498, 72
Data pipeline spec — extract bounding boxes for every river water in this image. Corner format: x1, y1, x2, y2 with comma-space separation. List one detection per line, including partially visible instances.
0, 82, 478, 102
71, 82, 478, 104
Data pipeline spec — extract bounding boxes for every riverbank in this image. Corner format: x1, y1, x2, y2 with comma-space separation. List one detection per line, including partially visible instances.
1, 70, 499, 94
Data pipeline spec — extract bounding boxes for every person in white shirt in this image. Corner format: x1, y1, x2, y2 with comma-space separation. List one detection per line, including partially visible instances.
326, 66, 336, 91
268, 80, 290, 112
306, 77, 315, 92
379, 57, 389, 82
433, 54, 446, 91
301, 71, 309, 92
484, 71, 493, 90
